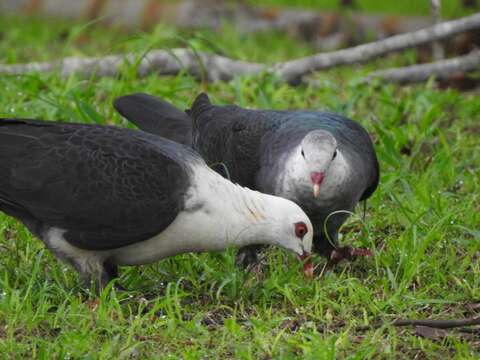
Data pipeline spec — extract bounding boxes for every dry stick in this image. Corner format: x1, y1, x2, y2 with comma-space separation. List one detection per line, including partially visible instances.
366, 49, 480, 84
276, 12, 480, 83
1, 13, 480, 83
325, 316, 480, 333
430, 0, 445, 60
392, 317, 480, 329
0, 49, 263, 82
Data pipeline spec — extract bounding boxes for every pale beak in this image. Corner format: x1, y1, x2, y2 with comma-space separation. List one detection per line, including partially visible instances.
310, 172, 325, 198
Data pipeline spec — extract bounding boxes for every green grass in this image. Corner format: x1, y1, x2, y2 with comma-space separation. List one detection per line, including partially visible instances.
252, 0, 473, 18
0, 13, 479, 359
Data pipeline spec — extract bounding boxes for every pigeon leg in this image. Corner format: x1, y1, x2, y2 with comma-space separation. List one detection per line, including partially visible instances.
103, 261, 119, 278
50, 250, 114, 294
75, 261, 115, 295
312, 230, 372, 267
327, 246, 373, 267
312, 234, 336, 258
104, 261, 126, 291
43, 235, 121, 294
236, 244, 263, 268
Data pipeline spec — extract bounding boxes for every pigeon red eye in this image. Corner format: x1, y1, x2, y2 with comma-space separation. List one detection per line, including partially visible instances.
294, 222, 308, 238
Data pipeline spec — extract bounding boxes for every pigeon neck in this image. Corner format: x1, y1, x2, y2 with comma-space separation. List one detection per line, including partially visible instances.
191, 166, 287, 249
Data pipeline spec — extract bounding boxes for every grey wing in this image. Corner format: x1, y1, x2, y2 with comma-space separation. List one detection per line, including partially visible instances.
0, 119, 191, 250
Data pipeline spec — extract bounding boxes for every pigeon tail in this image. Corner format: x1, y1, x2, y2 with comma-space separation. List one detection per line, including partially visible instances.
189, 93, 212, 119
113, 93, 193, 146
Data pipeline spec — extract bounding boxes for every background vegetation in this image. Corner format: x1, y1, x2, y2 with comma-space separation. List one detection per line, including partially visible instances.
0, 1, 479, 358
253, 0, 475, 17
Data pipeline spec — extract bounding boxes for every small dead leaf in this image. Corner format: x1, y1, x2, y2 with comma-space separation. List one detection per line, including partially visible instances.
466, 302, 480, 314
86, 298, 100, 311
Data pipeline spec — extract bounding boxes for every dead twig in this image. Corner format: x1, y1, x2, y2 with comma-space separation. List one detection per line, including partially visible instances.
392, 316, 480, 328
0, 49, 263, 82
276, 12, 480, 83
366, 49, 480, 84
323, 316, 480, 333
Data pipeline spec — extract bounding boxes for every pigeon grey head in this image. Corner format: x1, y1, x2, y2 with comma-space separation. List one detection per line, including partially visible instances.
300, 130, 338, 198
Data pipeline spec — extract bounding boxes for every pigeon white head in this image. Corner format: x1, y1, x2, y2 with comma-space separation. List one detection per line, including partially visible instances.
300, 130, 338, 198
228, 192, 315, 276
262, 194, 314, 256
179, 165, 316, 277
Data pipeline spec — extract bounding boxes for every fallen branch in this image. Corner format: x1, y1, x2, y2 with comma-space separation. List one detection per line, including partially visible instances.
0, 49, 263, 82
366, 50, 480, 84
324, 316, 480, 333
1, 13, 480, 83
276, 12, 480, 83
391, 316, 480, 329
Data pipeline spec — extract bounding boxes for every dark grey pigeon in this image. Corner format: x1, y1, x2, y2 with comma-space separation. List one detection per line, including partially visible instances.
0, 118, 315, 292
114, 93, 379, 266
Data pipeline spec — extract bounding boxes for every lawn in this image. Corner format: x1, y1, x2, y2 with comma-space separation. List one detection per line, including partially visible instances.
0, 10, 479, 359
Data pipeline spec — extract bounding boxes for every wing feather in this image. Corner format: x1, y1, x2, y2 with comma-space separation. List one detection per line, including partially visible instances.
0, 119, 191, 250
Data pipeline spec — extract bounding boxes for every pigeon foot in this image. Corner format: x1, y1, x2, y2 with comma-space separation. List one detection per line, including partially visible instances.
327, 246, 372, 267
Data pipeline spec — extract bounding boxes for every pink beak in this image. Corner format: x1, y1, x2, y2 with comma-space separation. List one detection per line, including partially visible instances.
298, 253, 313, 278
310, 172, 325, 198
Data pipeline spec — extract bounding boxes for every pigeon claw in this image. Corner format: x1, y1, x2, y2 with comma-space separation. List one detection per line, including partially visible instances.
327, 246, 373, 267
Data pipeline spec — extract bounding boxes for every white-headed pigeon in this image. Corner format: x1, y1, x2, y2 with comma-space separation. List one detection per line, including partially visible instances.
0, 118, 315, 291
114, 93, 379, 266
